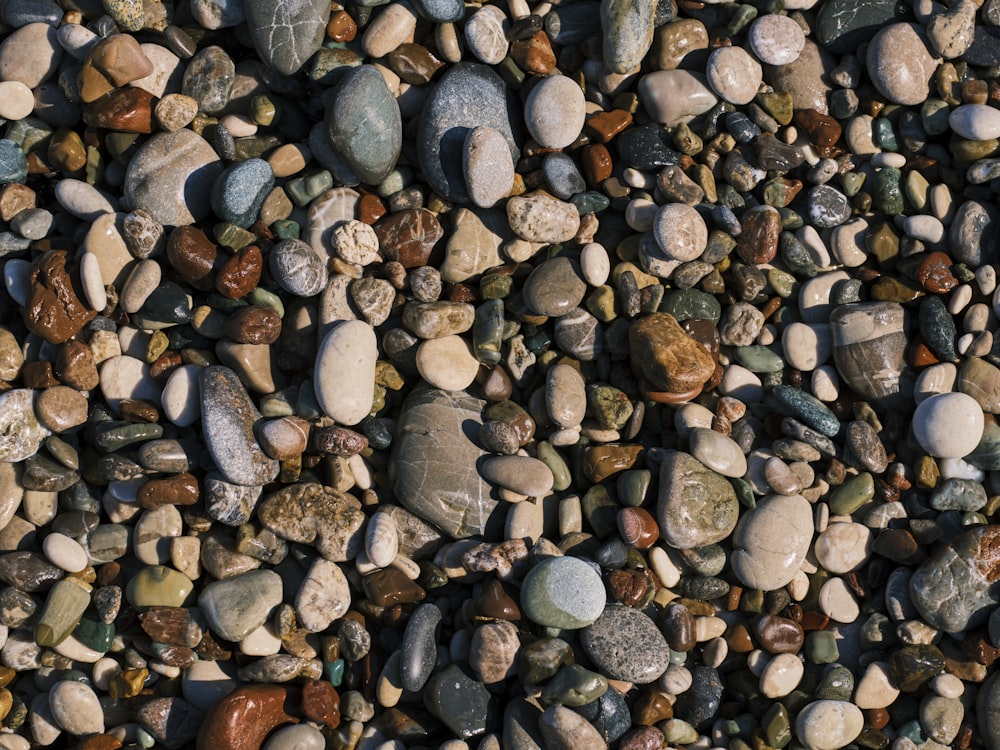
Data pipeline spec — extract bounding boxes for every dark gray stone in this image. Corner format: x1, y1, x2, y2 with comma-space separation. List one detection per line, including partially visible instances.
244, 0, 328, 75
401, 603, 441, 692
417, 63, 520, 203
411, 0, 463, 22
673, 666, 724, 729
325, 65, 401, 186
815, 0, 908, 54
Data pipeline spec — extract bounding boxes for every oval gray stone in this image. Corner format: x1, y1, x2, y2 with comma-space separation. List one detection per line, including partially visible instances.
417, 62, 521, 203
325, 65, 402, 186
244, 0, 328, 75
390, 388, 502, 539
581, 605, 670, 684
198, 568, 283, 642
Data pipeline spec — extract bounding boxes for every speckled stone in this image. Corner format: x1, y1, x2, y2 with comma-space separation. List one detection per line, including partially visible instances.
581, 605, 670, 683
657, 451, 739, 549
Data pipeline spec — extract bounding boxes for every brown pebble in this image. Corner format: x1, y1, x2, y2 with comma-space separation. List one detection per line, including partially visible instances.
629, 313, 716, 394
582, 444, 642, 482
301, 679, 340, 729
724, 622, 755, 652
662, 603, 696, 652
630, 691, 673, 725
475, 578, 521, 621
327, 10, 357, 42
607, 568, 654, 607
47, 129, 88, 172
387, 43, 444, 85
56, 340, 100, 391
359, 193, 387, 225
617, 507, 659, 549
137, 472, 199, 510
753, 613, 804, 654
584, 109, 633, 143
76, 735, 123, 750
140, 606, 204, 647
510, 30, 557, 74
195, 684, 299, 750
22, 362, 59, 388
314, 426, 369, 456
119, 399, 161, 423
23, 250, 96, 345
619, 725, 666, 750
0, 183, 36, 221
167, 226, 219, 291
362, 568, 427, 606
83, 86, 155, 133
581, 144, 613, 185
222, 305, 282, 345
793, 109, 842, 155
374, 209, 443, 268
736, 205, 781, 264
215, 244, 263, 299
915, 251, 958, 293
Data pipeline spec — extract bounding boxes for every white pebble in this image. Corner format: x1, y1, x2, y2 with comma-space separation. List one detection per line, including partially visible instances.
0, 81, 34, 120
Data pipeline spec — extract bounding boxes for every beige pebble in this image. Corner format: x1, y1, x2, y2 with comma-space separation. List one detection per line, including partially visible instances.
42, 533, 89, 573
818, 576, 860, 623
365, 511, 399, 569
267, 143, 311, 178
759, 652, 804, 698
638, 70, 718, 125
154, 93, 198, 132
239, 623, 282, 656
748, 14, 805, 65
866, 23, 941, 105
296, 557, 351, 632
854, 661, 900, 709
78, 251, 107, 312
120, 259, 161, 314
415, 335, 480, 391
706, 46, 762, 105
333, 220, 381, 266
361, 1, 417, 58
0, 81, 34, 120
814, 522, 872, 574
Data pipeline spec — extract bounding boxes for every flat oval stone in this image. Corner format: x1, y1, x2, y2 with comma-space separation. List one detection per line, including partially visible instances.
244, 0, 328, 75
49, 680, 104, 735
390, 388, 501, 539
417, 62, 520, 203
688, 428, 747, 478
950, 104, 1000, 141
198, 569, 283, 642
658, 451, 739, 549
795, 700, 864, 750
654, 203, 707, 261
521, 555, 605, 629
199, 365, 279, 486
522, 256, 586, 317
524, 75, 585, 149
325, 65, 402, 185
463, 126, 515, 209
481, 456, 554, 497
581, 605, 669, 683
866, 23, 941, 105
401, 602, 442, 691
731, 493, 813, 591
211, 158, 274, 228
911, 525, 1000, 632
315, 320, 377, 426
638, 70, 718, 125
270, 238, 328, 297
124, 129, 224, 227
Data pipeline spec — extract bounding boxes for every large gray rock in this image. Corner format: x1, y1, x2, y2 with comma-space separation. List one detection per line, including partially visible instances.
911, 525, 1000, 632
244, 0, 327, 76
325, 65, 401, 186
390, 388, 502, 539
581, 605, 670, 684
417, 63, 520, 203
199, 366, 278, 487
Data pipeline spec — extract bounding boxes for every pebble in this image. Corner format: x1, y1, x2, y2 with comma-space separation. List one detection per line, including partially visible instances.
658, 451, 739, 548
48, 680, 104, 736
582, 605, 670, 683
749, 15, 806, 65
524, 75, 585, 149
243, 0, 328, 75
315, 320, 377, 426
198, 569, 283, 642
912, 392, 985, 458
731, 493, 813, 591
706, 47, 762, 105
520, 556, 605, 629
463, 126, 515, 209
866, 24, 941, 106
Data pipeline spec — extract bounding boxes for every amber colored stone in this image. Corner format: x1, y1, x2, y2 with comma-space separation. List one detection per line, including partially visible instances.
905, 335, 939, 367
77, 735, 123, 750
914, 251, 958, 293
47, 128, 88, 172
475, 578, 521, 621
56, 339, 100, 391
753, 614, 804, 654
581, 143, 613, 185
222, 305, 282, 345
215, 244, 263, 299
509, 30, 557, 74
388, 43, 444, 86
794, 109, 842, 151
864, 707, 890, 730
27, 151, 54, 174
326, 10, 357, 42
631, 691, 673, 725
642, 384, 704, 404
584, 109, 633, 143
607, 568, 654, 607
630, 313, 716, 394
22, 362, 59, 388
362, 568, 426, 607
374, 209, 443, 268
149, 351, 183, 378
83, 86, 155, 133
0, 183, 36, 221
800, 611, 831, 631
583, 444, 643, 482
23, 250, 96, 345
195, 684, 299, 750
301, 679, 340, 729
109, 667, 148, 699
167, 226, 219, 291
617, 507, 659, 548
358, 193, 387, 225
119, 399, 161, 423
724, 623, 754, 652
137, 472, 199, 510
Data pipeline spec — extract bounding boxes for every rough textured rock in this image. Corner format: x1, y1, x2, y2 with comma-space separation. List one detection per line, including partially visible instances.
658, 451, 739, 549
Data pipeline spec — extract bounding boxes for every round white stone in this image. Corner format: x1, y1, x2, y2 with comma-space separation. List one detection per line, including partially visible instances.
653, 203, 707, 261
949, 103, 1000, 141
759, 652, 804, 698
42, 533, 88, 573
748, 14, 806, 65
814, 522, 871, 574
48, 680, 104, 736
706, 46, 763, 105
795, 700, 864, 750
524, 75, 587, 149
415, 335, 480, 391
0, 81, 34, 120
912, 392, 984, 458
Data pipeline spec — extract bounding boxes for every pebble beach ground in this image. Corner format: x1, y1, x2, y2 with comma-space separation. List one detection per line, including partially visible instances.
1, 0, 1000, 748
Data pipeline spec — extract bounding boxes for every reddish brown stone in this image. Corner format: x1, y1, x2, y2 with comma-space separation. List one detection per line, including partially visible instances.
222, 305, 281, 345
387, 43, 444, 86
314, 426, 368, 456
581, 143, 613, 185
327, 10, 357, 42
617, 507, 659, 549
630, 691, 673, 725
725, 622, 755, 652
83, 86, 155, 133
119, 399, 161, 423
629, 312, 716, 394
753, 613, 804, 654
76, 735, 123, 750
915, 251, 958, 293
23, 250, 96, 345
584, 109, 633, 143
156, 645, 197, 668
374, 209, 443, 268
662, 603, 696, 652
362, 568, 427, 606
619, 726, 666, 750
583, 444, 643, 482
607, 568, 654, 607
794, 109, 842, 152
215, 244, 263, 299
195, 684, 299, 750
167, 226, 219, 291
22, 361, 59, 388
736, 205, 781, 264
864, 707, 890, 730
301, 679, 340, 729
56, 339, 100, 391
358, 194, 387, 225
475, 578, 521, 621
509, 31, 557, 74
137, 472, 199, 510
149, 351, 182, 378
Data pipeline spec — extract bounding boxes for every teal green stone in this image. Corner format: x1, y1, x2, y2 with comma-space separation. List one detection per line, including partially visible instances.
272, 220, 299, 240
286, 169, 334, 206
473, 299, 504, 366
660, 289, 721, 323
537, 441, 572, 492
873, 167, 904, 215
93, 422, 164, 453
732, 476, 756, 508
805, 630, 840, 664
326, 65, 402, 185
247, 287, 284, 318
815, 665, 854, 701
139, 282, 193, 325
726, 4, 757, 34
734, 346, 784, 373
423, 663, 492, 739
74, 618, 115, 652
921, 99, 951, 135
779, 232, 819, 278
570, 191, 610, 214
897, 720, 925, 744
540, 664, 608, 706
0, 139, 27, 184
815, 0, 907, 53
497, 55, 526, 88
828, 472, 874, 515
771, 385, 840, 437
874, 118, 898, 150
325, 659, 345, 686
616, 469, 651, 507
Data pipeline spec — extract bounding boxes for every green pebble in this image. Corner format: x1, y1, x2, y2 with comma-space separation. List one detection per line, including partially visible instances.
74, 618, 115, 653
540, 665, 608, 707
920, 99, 950, 135
805, 630, 840, 664
325, 659, 345, 686
763, 703, 792, 748
537, 441, 572, 492
768, 268, 796, 297
35, 580, 90, 647
272, 220, 299, 240
874, 118, 898, 150
92, 422, 164, 453
734, 346, 784, 373
214, 223, 256, 250
585, 285, 617, 322
497, 56, 526, 89
480, 273, 513, 300
518, 637, 574, 684
587, 385, 633, 430
727, 3, 758, 33
616, 469, 650, 507
570, 191, 610, 214
873, 167, 904, 215
247, 287, 285, 318
828, 471, 875, 515
660, 289, 721, 323
473, 299, 504, 366
286, 169, 334, 206
815, 665, 854, 701
234, 135, 282, 161
377, 166, 412, 198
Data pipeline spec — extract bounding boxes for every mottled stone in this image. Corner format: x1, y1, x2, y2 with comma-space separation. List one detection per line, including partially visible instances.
326, 65, 401, 185
257, 483, 365, 561
658, 451, 739, 549
581, 605, 669, 683
244, 0, 328, 75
